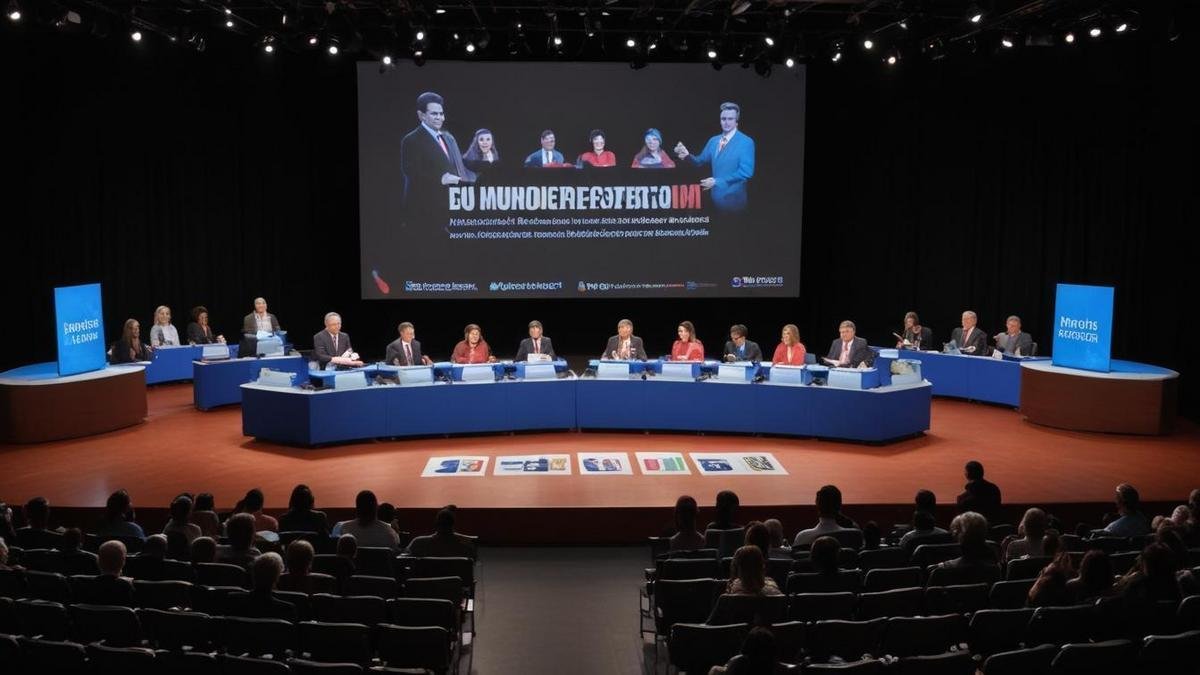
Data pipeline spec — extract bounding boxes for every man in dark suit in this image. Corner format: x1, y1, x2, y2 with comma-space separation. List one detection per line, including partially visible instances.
312, 312, 363, 371
723, 324, 763, 362
825, 320, 874, 367
602, 319, 647, 360
956, 461, 1002, 524
950, 310, 989, 356
385, 321, 432, 366
515, 320, 555, 361
400, 91, 469, 217
523, 130, 565, 167
994, 315, 1035, 356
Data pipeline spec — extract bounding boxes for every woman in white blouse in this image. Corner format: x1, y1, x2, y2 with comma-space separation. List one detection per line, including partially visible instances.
149, 305, 180, 346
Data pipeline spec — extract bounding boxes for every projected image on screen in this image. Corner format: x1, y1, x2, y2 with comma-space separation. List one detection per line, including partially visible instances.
358, 62, 805, 299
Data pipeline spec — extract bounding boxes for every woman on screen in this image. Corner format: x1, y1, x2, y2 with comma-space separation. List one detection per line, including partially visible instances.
772, 324, 807, 366
670, 321, 705, 361
630, 128, 676, 169
149, 305, 179, 347
110, 318, 153, 363
452, 323, 495, 364
187, 306, 225, 345
462, 128, 501, 180
577, 129, 616, 168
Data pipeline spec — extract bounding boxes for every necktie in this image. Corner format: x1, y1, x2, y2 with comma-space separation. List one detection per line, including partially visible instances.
544, 150, 551, 165
404, 342, 413, 366
533, 339, 540, 355
437, 133, 450, 159
718, 136, 728, 154
840, 341, 850, 364
333, 334, 339, 353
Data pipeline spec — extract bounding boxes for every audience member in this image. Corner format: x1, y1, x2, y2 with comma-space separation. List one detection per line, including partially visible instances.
95, 489, 145, 540
16, 496, 61, 548
378, 502, 403, 538
190, 493, 221, 538
141, 534, 168, 559
763, 519, 790, 557
956, 461, 1002, 523
794, 485, 852, 547
163, 495, 203, 545
59, 527, 98, 572
809, 536, 840, 576
278, 540, 334, 593
707, 490, 742, 531
1101, 484, 1151, 537
336, 533, 358, 566
226, 552, 296, 620
240, 488, 278, 532
278, 484, 329, 536
1027, 551, 1075, 607
861, 521, 881, 550
190, 536, 217, 564
669, 496, 706, 551
337, 490, 400, 551
1117, 543, 1184, 603
725, 545, 783, 597
0, 502, 15, 545
0, 537, 19, 570
709, 626, 777, 675
744, 522, 770, 559
1067, 550, 1115, 602
915, 489, 937, 518
935, 511, 999, 576
900, 510, 948, 553
1004, 507, 1049, 562
405, 506, 475, 558
217, 513, 261, 567
82, 540, 135, 606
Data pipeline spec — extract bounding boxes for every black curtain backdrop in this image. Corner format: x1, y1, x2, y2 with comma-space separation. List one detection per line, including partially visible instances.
3, 10, 1197, 420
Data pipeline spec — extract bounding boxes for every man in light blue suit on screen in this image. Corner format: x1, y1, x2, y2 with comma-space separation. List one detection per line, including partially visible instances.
674, 102, 755, 212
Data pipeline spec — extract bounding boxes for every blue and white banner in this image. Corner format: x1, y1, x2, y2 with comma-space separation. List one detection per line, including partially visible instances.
55, 283, 106, 376
1051, 283, 1114, 372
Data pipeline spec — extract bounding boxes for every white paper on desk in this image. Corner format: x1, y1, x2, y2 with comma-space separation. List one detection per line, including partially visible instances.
821, 357, 841, 366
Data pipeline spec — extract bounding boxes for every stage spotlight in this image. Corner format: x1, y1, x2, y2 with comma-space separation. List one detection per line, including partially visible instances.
922, 38, 946, 61
1000, 34, 1015, 49
884, 49, 899, 66
647, 37, 658, 51
260, 36, 276, 53
763, 36, 775, 47
552, 35, 563, 46
327, 38, 340, 55
785, 56, 795, 68
188, 31, 207, 52
705, 42, 718, 60
6, 1, 20, 22
830, 41, 843, 63
224, 7, 232, 15
626, 37, 636, 48
898, 19, 909, 30
862, 36, 874, 50
415, 29, 425, 42
413, 50, 426, 66
130, 29, 142, 42
225, 19, 234, 29
967, 4, 983, 24
382, 54, 393, 66
308, 35, 319, 46
1064, 31, 1075, 44
435, 7, 445, 14
465, 42, 476, 53
1088, 25, 1102, 39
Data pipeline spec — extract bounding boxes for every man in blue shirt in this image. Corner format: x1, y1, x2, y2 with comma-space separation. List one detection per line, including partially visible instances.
674, 102, 756, 211
1100, 483, 1152, 537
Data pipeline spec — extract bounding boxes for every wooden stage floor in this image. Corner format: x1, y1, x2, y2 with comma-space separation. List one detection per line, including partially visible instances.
1, 383, 1196, 543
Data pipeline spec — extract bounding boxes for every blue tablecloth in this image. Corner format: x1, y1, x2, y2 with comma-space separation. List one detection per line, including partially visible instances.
241, 377, 930, 446
193, 354, 309, 410
871, 348, 1046, 407
144, 345, 238, 385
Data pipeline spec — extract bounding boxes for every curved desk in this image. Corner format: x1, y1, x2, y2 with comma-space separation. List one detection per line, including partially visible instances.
240, 376, 931, 446
871, 348, 1047, 407
1020, 360, 1179, 435
0, 363, 147, 443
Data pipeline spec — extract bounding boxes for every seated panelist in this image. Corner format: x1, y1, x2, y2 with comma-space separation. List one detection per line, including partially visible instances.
824, 320, 874, 368
452, 323, 495, 364
670, 321, 705, 361
312, 312, 362, 371
950, 310, 989, 356
994, 315, 1034, 356
385, 321, 433, 366
772, 324, 807, 366
515, 320, 555, 361
724, 324, 763, 362
109, 318, 152, 364
187, 306, 225, 345
895, 311, 933, 350
149, 305, 180, 346
603, 319, 647, 360
242, 297, 281, 336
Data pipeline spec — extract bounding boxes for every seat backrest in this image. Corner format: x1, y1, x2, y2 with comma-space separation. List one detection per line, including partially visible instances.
923, 583, 990, 615
857, 547, 910, 571
827, 529, 866, 551
786, 570, 862, 595
220, 652, 292, 674
1107, 551, 1140, 576
968, 608, 1035, 657
912, 543, 962, 567
927, 563, 1001, 588
659, 557, 721, 581
989, 578, 1036, 609
981, 643, 1058, 675
194, 562, 250, 588
863, 567, 922, 592
15, 598, 70, 641
805, 618, 886, 662
17, 636, 87, 673
880, 614, 969, 658
221, 615, 298, 659
1006, 556, 1053, 581
654, 578, 722, 633
377, 624, 452, 671
311, 593, 388, 625
21, 548, 65, 573
0, 568, 28, 599
386, 597, 458, 633
409, 556, 474, 589
69, 602, 143, 647
895, 649, 975, 675
24, 570, 71, 603
133, 579, 194, 610
668, 622, 749, 673
287, 657, 366, 675
1051, 638, 1136, 672
298, 621, 373, 665
136, 607, 213, 650
312, 555, 356, 583
856, 587, 924, 620
1026, 604, 1097, 646
705, 528, 747, 558
1179, 594, 1200, 631
803, 658, 887, 673
353, 547, 396, 578
708, 593, 788, 626
770, 620, 805, 663
904, 533, 955, 557
85, 642, 157, 673
787, 592, 856, 622
344, 574, 399, 599
1139, 629, 1200, 672
400, 576, 462, 606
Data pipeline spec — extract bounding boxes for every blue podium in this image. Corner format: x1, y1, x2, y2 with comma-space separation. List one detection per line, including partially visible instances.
193, 354, 309, 410
144, 345, 238, 385
871, 348, 1046, 407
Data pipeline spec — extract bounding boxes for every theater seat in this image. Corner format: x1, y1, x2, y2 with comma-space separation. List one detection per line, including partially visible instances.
981, 643, 1058, 675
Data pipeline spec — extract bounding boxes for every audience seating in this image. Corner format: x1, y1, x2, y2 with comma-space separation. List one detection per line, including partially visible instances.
980, 643, 1058, 675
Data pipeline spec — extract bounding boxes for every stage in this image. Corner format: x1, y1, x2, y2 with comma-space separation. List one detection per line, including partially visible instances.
0, 382, 1196, 544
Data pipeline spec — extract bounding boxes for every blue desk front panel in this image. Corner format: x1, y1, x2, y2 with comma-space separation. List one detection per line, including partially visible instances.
643, 380, 759, 433
874, 349, 1029, 407
574, 379, 651, 429
144, 345, 238, 385
193, 355, 308, 410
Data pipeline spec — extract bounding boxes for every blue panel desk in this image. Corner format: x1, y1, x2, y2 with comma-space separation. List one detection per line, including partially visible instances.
144, 345, 238, 385
871, 348, 1046, 407
193, 354, 309, 410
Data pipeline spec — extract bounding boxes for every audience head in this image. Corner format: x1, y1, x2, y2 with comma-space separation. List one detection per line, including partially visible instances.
378, 502, 396, 525
286, 540, 315, 575
142, 534, 168, 558
243, 488, 265, 513
674, 495, 699, 534
1115, 483, 1140, 514
97, 540, 127, 576
62, 527, 82, 552
1134, 542, 1177, 592
355, 490, 379, 525
731, 545, 768, 592
1169, 505, 1191, 528
1042, 530, 1062, 558
764, 519, 785, 549
964, 461, 985, 482
166, 530, 189, 560
1153, 525, 1188, 570
714, 490, 740, 527
252, 552, 284, 593
337, 534, 358, 558
1189, 489, 1200, 520
737, 626, 777, 673
105, 490, 133, 522
810, 536, 840, 574
288, 485, 315, 513
1077, 550, 1114, 594
949, 511, 990, 556
226, 513, 256, 551
435, 506, 456, 535
744, 522, 769, 559
1028, 552, 1073, 607
862, 521, 881, 550
914, 489, 937, 515
24, 496, 49, 529
913, 510, 936, 532
170, 495, 193, 523
0, 538, 8, 566
1019, 507, 1048, 539
191, 536, 216, 564
194, 493, 215, 512
815, 485, 842, 518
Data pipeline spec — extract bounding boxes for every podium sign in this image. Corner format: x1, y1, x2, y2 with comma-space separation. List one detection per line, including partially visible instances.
55, 283, 106, 376
1052, 283, 1114, 372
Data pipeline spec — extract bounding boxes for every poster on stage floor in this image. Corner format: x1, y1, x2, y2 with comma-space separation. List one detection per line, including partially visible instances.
494, 454, 573, 476
690, 452, 788, 476
421, 456, 490, 477
635, 452, 692, 475
577, 452, 634, 475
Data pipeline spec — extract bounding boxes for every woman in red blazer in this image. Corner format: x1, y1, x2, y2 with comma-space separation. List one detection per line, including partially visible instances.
772, 324, 807, 365
671, 321, 705, 361
452, 324, 495, 364
577, 129, 617, 168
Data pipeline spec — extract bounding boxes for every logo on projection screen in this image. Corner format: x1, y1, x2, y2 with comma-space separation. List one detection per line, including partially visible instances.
1051, 283, 1114, 373
55, 283, 107, 376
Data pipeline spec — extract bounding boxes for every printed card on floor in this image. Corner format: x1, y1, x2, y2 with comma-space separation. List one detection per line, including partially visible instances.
689, 452, 788, 476
577, 452, 634, 475
494, 454, 573, 476
421, 456, 490, 477
635, 452, 692, 475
